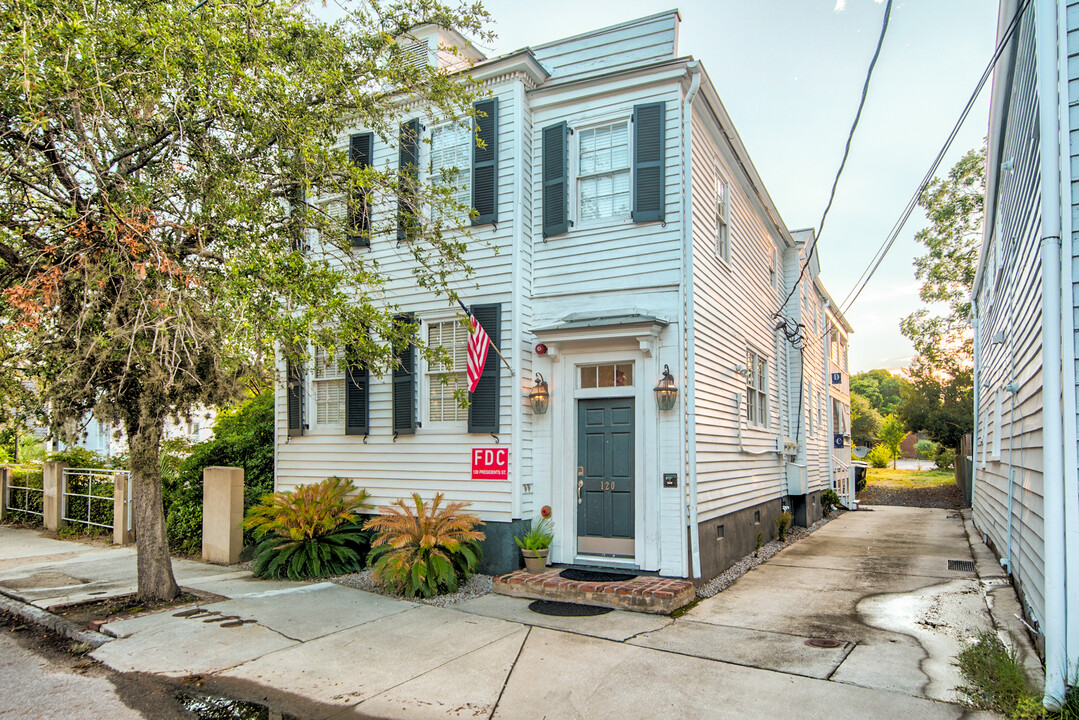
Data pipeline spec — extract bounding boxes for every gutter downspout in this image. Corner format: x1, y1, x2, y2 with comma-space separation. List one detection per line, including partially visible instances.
681, 61, 702, 579
1035, 0, 1067, 707
971, 303, 980, 510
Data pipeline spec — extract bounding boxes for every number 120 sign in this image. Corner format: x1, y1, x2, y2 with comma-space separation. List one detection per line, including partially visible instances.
472, 448, 509, 480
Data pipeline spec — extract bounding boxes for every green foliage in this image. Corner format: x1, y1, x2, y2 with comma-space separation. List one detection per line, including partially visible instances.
775, 511, 792, 542
754, 532, 763, 557
164, 393, 274, 554
878, 414, 907, 469
851, 392, 883, 447
367, 493, 485, 599
914, 439, 938, 459
955, 631, 1034, 716
244, 477, 372, 580
46, 447, 117, 469
899, 369, 973, 450
934, 446, 956, 471
821, 488, 842, 515
515, 517, 554, 551
850, 370, 910, 417
867, 444, 892, 469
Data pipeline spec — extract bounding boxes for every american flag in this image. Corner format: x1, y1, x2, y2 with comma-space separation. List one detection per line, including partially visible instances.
466, 311, 491, 393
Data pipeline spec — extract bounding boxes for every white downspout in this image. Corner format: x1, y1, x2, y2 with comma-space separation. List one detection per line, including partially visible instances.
681, 61, 702, 578
971, 303, 980, 509
1035, 0, 1067, 707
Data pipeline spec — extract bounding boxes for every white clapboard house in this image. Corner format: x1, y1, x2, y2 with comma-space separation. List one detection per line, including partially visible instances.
275, 10, 854, 579
971, 0, 1079, 698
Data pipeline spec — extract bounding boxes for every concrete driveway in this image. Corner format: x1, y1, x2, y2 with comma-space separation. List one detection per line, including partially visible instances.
0, 509, 1014, 719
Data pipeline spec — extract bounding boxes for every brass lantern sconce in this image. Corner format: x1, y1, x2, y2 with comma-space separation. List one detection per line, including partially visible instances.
653, 364, 679, 411
529, 373, 550, 414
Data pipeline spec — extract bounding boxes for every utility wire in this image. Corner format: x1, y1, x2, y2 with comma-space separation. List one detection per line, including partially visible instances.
836, 0, 1031, 318
775, 0, 893, 323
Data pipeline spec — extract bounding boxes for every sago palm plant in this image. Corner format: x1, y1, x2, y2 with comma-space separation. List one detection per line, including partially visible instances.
366, 492, 485, 598
243, 476, 371, 580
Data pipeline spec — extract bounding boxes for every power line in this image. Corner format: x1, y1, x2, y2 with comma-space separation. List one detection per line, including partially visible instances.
775, 0, 893, 322
836, 0, 1031, 318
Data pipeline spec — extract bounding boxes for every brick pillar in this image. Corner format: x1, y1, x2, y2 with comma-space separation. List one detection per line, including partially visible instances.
42, 462, 67, 531
202, 466, 244, 565
0, 467, 8, 522
112, 473, 132, 545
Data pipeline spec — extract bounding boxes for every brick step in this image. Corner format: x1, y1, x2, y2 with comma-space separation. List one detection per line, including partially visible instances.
492, 568, 695, 615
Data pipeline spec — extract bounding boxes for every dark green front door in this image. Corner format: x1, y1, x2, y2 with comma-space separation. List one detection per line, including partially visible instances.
577, 398, 635, 557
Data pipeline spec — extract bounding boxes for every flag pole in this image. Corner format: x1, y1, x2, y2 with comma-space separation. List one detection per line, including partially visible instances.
458, 299, 515, 376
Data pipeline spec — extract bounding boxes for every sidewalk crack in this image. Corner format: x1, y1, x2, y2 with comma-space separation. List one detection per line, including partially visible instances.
490, 625, 530, 719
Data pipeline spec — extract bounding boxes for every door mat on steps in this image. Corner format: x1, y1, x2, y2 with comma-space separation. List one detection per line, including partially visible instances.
528, 600, 614, 617
559, 569, 638, 583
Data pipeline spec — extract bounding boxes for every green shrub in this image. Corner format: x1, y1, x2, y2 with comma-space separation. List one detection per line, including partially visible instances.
243, 477, 371, 580
164, 392, 274, 554
955, 631, 1031, 715
914, 439, 938, 459
934, 446, 956, 471
821, 488, 841, 515
46, 447, 117, 469
775, 510, 792, 542
867, 444, 891, 468
515, 517, 554, 551
367, 493, 484, 599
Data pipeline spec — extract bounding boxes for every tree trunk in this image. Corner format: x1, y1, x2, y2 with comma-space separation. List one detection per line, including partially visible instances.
127, 415, 179, 601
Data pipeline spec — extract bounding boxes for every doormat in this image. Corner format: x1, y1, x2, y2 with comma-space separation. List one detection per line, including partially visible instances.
528, 600, 614, 617
559, 569, 638, 583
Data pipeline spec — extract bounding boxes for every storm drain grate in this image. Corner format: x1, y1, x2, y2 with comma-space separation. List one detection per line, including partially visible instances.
559, 569, 638, 583
948, 560, 976, 572
528, 600, 614, 617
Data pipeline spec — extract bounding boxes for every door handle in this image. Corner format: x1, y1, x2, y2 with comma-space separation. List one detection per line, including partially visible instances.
577, 479, 583, 505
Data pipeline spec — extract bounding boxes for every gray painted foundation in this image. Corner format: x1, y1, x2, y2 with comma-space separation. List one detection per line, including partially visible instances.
477, 518, 530, 575
791, 490, 823, 529
696, 498, 785, 582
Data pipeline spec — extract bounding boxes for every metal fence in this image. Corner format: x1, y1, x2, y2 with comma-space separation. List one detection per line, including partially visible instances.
61, 467, 118, 531
4, 464, 44, 520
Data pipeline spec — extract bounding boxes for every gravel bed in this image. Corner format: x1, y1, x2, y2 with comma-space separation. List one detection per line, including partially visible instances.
695, 511, 839, 599
331, 569, 493, 607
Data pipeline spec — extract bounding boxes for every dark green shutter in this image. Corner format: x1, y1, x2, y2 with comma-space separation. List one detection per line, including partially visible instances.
468, 304, 501, 434
392, 313, 417, 435
287, 361, 304, 437
542, 122, 569, 237
286, 182, 307, 253
344, 345, 369, 436
397, 120, 420, 242
348, 133, 373, 247
632, 102, 665, 223
472, 98, 499, 226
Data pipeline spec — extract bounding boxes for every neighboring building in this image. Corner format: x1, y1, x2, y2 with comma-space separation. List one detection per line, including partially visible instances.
972, 0, 1079, 702
274, 11, 853, 580
62, 412, 215, 459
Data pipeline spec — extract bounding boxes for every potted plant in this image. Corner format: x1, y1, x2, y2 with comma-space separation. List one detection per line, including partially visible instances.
515, 517, 554, 573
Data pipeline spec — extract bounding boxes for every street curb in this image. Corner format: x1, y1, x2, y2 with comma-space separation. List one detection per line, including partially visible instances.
0, 590, 112, 649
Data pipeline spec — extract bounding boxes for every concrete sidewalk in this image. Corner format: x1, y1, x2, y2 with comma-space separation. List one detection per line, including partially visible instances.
0, 510, 1007, 719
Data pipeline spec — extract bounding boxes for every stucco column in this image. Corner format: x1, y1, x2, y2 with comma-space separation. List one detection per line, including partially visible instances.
202, 466, 244, 565
112, 473, 132, 545
42, 462, 66, 531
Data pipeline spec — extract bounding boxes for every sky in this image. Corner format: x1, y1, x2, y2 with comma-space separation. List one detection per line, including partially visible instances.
473, 0, 998, 374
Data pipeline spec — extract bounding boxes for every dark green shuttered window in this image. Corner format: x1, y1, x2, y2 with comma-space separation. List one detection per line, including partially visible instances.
397, 119, 420, 242
348, 133, 373, 247
542, 122, 569, 238
392, 313, 417, 435
344, 346, 369, 436
287, 361, 304, 437
632, 102, 665, 223
468, 304, 501, 434
472, 99, 499, 226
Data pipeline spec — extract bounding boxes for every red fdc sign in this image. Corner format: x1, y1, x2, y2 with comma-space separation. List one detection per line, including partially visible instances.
472, 448, 508, 480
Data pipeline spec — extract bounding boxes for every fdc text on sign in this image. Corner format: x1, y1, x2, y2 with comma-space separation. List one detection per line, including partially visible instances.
472, 448, 509, 480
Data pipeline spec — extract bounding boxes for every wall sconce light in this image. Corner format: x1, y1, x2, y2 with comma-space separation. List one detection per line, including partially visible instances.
654, 364, 679, 411
529, 373, 550, 414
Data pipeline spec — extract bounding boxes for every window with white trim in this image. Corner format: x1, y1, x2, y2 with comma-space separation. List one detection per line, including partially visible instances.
746, 349, 768, 428
578, 121, 630, 222
832, 397, 849, 436
312, 347, 345, 427
426, 319, 468, 422
716, 176, 730, 263
430, 122, 472, 225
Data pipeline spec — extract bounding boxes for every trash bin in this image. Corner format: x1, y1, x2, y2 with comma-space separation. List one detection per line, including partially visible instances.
852, 462, 868, 492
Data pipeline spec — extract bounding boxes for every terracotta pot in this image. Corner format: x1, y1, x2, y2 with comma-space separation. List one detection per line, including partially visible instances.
521, 548, 549, 574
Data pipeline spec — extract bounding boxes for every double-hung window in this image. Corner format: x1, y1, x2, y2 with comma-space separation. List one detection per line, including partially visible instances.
312, 347, 345, 427
578, 121, 630, 222
746, 349, 768, 428
716, 177, 730, 263
426, 319, 469, 422
430, 122, 472, 226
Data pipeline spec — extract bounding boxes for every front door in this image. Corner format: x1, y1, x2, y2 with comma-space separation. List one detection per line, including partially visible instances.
577, 398, 635, 557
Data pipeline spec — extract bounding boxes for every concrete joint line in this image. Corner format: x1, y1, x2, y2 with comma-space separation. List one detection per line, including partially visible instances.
490, 625, 531, 719
0, 591, 111, 649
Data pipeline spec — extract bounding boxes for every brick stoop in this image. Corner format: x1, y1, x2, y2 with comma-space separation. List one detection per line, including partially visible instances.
492, 569, 696, 615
